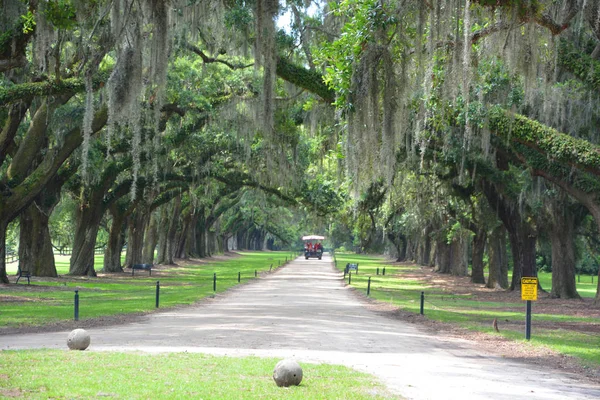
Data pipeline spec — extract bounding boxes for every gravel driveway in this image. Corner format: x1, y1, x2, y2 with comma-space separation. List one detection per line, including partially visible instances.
2, 255, 599, 399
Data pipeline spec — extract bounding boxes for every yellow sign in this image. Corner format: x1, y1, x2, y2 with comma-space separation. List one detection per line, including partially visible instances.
521, 277, 538, 301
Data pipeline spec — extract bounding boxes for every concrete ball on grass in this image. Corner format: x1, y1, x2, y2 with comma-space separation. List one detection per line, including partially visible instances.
67, 329, 90, 350
273, 359, 303, 387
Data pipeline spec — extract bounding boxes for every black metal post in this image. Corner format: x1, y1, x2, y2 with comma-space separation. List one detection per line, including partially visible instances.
74, 290, 79, 321
367, 277, 371, 296
270, 264, 272, 271
238, 271, 241, 283
348, 272, 352, 285
376, 267, 379, 275
525, 300, 532, 340
255, 270, 257, 278
383, 267, 386, 275
156, 281, 160, 308
213, 273, 217, 292
420, 291, 424, 315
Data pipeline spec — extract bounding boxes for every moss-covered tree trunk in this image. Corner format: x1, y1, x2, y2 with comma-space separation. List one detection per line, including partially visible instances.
471, 228, 487, 284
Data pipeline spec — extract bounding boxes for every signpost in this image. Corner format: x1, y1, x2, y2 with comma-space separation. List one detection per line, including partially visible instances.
521, 277, 538, 340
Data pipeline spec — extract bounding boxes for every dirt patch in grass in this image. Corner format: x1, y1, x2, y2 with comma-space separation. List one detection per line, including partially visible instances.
0, 388, 23, 398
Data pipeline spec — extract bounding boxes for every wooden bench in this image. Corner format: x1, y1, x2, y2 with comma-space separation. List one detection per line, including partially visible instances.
344, 263, 358, 274
16, 266, 31, 284
132, 263, 152, 276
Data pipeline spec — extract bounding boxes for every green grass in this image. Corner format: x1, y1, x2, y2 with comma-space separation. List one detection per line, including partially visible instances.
333, 252, 600, 368
0, 350, 395, 399
1, 251, 296, 329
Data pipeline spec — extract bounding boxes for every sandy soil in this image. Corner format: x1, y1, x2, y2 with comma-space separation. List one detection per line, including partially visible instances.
1, 255, 600, 399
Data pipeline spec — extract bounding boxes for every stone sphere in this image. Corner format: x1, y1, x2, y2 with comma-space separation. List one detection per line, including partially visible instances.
273, 359, 303, 387
67, 329, 90, 350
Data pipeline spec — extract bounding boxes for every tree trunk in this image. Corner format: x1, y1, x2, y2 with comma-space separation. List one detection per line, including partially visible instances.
471, 228, 487, 284
487, 226, 509, 289
18, 202, 57, 277
0, 220, 10, 283
435, 238, 452, 273
549, 204, 580, 299
104, 204, 127, 272
165, 195, 181, 264
450, 237, 468, 276
155, 206, 169, 264
196, 221, 207, 258
69, 204, 103, 276
387, 232, 407, 261
142, 212, 159, 264
175, 211, 192, 259
482, 180, 537, 290
125, 211, 147, 268
421, 227, 432, 266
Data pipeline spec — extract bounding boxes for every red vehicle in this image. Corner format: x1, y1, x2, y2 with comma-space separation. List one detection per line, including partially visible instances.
302, 235, 325, 260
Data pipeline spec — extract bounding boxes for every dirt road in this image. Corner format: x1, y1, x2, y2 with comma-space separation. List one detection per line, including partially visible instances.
2, 255, 599, 399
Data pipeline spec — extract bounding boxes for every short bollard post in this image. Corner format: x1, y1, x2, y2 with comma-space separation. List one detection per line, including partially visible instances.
348, 272, 352, 285
525, 300, 532, 340
383, 267, 386, 275
376, 267, 379, 275
155, 281, 160, 308
255, 270, 257, 278
213, 273, 217, 292
238, 272, 241, 283
278, 260, 280, 266
74, 290, 79, 321
367, 277, 371, 296
420, 291, 424, 315
270, 264, 272, 272
285, 257, 287, 262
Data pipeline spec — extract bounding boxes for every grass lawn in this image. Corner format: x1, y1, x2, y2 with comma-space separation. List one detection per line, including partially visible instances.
333, 253, 600, 368
1, 251, 297, 329
0, 350, 395, 399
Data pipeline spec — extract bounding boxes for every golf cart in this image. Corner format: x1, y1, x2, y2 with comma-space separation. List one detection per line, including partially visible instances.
302, 235, 325, 260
